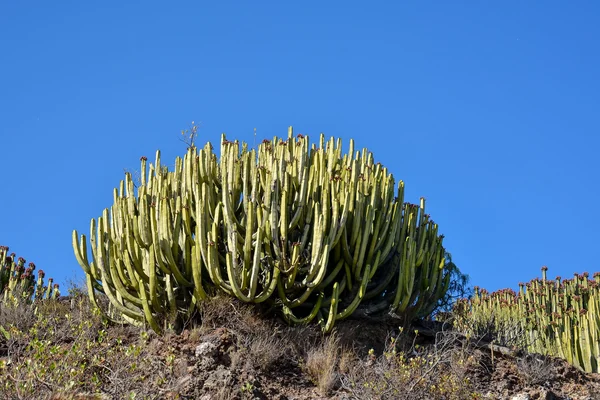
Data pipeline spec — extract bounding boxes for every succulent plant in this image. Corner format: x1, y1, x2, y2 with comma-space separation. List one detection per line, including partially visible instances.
73, 128, 452, 333
454, 266, 600, 373
0, 245, 59, 305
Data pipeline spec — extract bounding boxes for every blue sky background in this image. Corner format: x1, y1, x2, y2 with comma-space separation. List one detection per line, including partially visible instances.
1, 2, 599, 295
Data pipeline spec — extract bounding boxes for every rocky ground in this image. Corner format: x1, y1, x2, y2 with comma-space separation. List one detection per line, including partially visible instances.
138, 323, 600, 400
123, 323, 600, 400
2, 294, 600, 399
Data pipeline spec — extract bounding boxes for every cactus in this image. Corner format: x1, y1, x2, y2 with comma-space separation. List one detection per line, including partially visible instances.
73, 128, 452, 333
454, 266, 600, 373
0, 245, 59, 306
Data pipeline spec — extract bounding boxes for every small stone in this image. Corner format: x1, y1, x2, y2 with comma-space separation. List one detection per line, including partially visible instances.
195, 341, 218, 358
203, 367, 232, 389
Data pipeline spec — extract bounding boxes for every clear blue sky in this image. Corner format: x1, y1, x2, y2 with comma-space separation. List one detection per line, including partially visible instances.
1, 2, 599, 294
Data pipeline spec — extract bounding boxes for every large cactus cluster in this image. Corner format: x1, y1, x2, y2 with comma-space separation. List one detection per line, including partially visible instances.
0, 246, 59, 305
454, 266, 600, 372
73, 128, 451, 333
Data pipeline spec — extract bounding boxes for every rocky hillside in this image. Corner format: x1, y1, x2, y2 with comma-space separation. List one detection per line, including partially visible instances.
1, 293, 599, 400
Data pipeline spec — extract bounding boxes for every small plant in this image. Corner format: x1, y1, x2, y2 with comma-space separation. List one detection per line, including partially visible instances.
240, 381, 254, 393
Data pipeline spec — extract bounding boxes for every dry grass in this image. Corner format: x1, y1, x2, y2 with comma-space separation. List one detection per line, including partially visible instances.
304, 334, 342, 395
339, 327, 483, 400
516, 353, 556, 386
